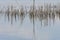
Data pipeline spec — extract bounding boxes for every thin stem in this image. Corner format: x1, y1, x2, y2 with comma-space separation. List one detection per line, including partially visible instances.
33, 0, 36, 40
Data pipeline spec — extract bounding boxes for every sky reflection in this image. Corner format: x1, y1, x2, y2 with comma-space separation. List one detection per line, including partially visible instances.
0, 0, 60, 40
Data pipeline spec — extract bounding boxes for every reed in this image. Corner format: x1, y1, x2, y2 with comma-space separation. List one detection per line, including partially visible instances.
0, 2, 60, 26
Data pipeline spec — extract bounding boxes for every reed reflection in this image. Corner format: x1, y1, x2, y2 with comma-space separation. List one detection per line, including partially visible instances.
0, 3, 60, 26
0, 3, 60, 40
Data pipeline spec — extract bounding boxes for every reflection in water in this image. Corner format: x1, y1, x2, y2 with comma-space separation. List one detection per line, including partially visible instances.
19, 6, 26, 24
0, 3, 60, 40
0, 4, 57, 26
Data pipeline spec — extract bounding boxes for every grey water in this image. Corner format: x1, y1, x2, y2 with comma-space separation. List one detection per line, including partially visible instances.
0, 0, 60, 40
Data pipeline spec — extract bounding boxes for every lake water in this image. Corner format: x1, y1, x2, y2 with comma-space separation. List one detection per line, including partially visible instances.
0, 0, 60, 40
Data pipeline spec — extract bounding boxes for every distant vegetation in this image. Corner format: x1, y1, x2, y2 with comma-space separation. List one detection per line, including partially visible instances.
0, 2, 60, 40
0, 3, 60, 25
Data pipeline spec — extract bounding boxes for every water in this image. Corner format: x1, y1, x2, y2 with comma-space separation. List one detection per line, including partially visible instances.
0, 13, 60, 40
0, 0, 60, 40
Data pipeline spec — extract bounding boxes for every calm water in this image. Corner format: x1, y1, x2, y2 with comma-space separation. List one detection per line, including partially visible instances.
0, 0, 60, 40
0, 13, 60, 40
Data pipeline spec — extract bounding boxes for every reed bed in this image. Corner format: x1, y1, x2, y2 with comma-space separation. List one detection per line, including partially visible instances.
0, 3, 60, 40
0, 3, 60, 26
